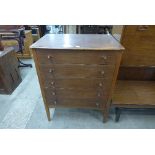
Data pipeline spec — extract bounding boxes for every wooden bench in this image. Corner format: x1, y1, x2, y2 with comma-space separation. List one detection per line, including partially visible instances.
113, 80, 155, 121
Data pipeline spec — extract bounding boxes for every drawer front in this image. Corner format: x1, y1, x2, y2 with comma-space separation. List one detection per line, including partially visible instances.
122, 35, 155, 50
39, 64, 115, 79
47, 98, 106, 109
123, 25, 155, 37
36, 50, 117, 65
43, 78, 112, 90
44, 88, 108, 100
136, 25, 155, 37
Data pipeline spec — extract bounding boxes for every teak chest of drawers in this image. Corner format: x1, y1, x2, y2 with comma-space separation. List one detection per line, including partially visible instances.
31, 34, 124, 122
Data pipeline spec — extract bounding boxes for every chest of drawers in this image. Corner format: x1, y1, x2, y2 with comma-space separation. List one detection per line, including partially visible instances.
31, 34, 124, 122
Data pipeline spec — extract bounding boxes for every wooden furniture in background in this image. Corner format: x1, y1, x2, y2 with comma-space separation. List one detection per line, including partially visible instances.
32, 28, 40, 42
18, 30, 33, 58
77, 25, 113, 34
31, 34, 124, 122
2, 30, 33, 58
0, 47, 22, 94
0, 39, 4, 50
113, 81, 155, 121
113, 25, 155, 121
120, 25, 155, 67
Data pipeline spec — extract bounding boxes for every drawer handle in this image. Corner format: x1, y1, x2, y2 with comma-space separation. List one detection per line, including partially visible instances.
99, 83, 103, 87
138, 25, 149, 31
52, 92, 56, 95
47, 55, 53, 59
51, 81, 55, 85
97, 93, 101, 97
101, 55, 107, 60
101, 71, 105, 75
49, 69, 54, 73
54, 101, 57, 105
96, 102, 100, 107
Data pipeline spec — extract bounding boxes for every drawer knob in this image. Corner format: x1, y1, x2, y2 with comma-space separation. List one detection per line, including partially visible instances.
99, 83, 103, 87
47, 55, 53, 59
102, 56, 107, 60
96, 102, 100, 107
101, 71, 105, 75
138, 25, 149, 31
97, 93, 101, 97
49, 69, 54, 73
54, 101, 57, 105
52, 92, 56, 95
51, 81, 55, 85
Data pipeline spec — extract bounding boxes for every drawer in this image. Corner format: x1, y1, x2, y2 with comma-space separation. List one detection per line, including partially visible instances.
43, 78, 112, 90
122, 35, 155, 50
39, 64, 115, 79
136, 25, 155, 37
44, 88, 108, 100
123, 25, 155, 37
36, 50, 117, 65
47, 98, 106, 109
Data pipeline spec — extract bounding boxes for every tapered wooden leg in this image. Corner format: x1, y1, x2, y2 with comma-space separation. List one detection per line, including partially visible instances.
44, 104, 51, 121
103, 109, 108, 123
115, 107, 121, 122
103, 105, 110, 123
103, 100, 111, 123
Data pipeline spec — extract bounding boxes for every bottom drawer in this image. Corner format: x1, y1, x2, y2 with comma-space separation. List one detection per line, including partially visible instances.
48, 98, 106, 109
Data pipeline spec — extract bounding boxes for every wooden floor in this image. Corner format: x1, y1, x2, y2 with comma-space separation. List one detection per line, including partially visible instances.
113, 80, 155, 107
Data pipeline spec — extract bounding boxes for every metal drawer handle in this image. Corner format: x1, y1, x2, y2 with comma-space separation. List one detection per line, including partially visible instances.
54, 101, 57, 105
96, 102, 100, 107
49, 69, 54, 73
101, 55, 107, 60
101, 71, 105, 75
47, 55, 53, 59
99, 83, 103, 87
97, 93, 101, 97
138, 25, 149, 31
52, 92, 56, 95
51, 81, 54, 85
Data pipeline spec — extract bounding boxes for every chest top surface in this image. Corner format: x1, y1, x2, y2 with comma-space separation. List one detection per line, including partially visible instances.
30, 34, 124, 51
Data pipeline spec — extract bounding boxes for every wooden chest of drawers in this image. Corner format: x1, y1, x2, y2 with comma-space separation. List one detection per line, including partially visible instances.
31, 34, 124, 122
2, 30, 33, 58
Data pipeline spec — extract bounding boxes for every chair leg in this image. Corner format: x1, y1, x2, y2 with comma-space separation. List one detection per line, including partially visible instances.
115, 107, 121, 122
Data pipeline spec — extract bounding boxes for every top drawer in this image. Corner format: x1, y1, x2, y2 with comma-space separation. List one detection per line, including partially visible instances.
36, 49, 117, 65
123, 25, 155, 37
